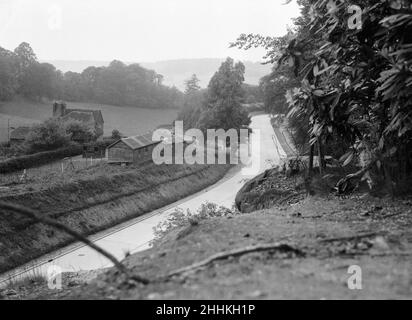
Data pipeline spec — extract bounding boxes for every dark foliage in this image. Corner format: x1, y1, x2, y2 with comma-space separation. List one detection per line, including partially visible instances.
0, 145, 82, 174
233, 0, 412, 194
0, 140, 115, 174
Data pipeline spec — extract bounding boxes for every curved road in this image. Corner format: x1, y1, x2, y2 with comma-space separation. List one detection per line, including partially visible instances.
0, 114, 284, 284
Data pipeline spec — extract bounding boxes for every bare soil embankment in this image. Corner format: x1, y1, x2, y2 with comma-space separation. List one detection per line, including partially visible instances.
235, 168, 306, 213
38, 194, 412, 300
0, 163, 231, 273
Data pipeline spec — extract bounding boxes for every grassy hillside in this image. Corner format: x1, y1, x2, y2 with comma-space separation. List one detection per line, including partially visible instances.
0, 97, 178, 142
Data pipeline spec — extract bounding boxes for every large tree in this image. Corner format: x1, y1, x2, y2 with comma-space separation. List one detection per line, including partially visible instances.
19, 62, 60, 100
232, 0, 412, 193
178, 74, 204, 129
13, 42, 37, 89
197, 58, 250, 131
184, 74, 201, 94
0, 55, 18, 101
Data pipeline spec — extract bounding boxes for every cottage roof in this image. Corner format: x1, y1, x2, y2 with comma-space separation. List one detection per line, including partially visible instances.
10, 126, 31, 140
63, 109, 104, 125
109, 132, 159, 150
62, 111, 95, 123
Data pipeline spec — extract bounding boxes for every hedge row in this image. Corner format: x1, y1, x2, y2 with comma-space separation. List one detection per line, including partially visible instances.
85, 139, 116, 149
0, 140, 116, 174
0, 145, 83, 174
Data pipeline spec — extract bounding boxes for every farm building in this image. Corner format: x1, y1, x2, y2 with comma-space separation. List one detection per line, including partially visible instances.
10, 126, 31, 144
107, 132, 161, 165
53, 101, 104, 139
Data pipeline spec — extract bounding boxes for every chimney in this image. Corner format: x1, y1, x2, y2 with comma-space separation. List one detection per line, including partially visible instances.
53, 101, 67, 118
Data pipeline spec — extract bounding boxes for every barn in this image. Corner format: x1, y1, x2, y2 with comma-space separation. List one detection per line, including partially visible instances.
107, 132, 160, 165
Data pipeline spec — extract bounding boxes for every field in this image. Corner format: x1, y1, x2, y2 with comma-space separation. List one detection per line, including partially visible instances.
0, 155, 106, 195
0, 97, 179, 142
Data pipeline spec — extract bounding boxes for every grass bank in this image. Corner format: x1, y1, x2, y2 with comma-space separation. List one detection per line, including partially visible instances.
0, 163, 231, 273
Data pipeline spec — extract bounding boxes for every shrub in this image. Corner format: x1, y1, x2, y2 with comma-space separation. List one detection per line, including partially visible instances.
111, 129, 122, 140
24, 118, 70, 153
153, 202, 233, 242
84, 139, 117, 151
64, 120, 96, 143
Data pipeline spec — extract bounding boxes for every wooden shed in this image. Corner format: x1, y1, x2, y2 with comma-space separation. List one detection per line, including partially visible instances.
107, 132, 160, 165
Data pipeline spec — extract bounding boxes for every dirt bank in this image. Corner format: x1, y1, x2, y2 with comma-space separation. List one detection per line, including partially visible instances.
235, 168, 306, 213
0, 163, 231, 273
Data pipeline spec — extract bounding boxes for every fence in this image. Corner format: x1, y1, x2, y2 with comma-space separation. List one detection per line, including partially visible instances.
0, 155, 107, 188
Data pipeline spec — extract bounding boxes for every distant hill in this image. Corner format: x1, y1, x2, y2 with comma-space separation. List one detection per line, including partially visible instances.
142, 59, 272, 90
44, 60, 110, 74
45, 58, 272, 90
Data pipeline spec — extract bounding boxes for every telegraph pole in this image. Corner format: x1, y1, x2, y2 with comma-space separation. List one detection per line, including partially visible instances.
7, 119, 10, 143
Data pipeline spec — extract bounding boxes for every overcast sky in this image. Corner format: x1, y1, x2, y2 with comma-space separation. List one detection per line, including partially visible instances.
0, 0, 300, 63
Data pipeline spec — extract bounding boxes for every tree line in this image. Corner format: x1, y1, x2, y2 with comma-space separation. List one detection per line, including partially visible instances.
0, 42, 183, 109
1, 52, 254, 157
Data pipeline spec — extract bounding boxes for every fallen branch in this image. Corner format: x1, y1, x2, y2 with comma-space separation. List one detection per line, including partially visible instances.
161, 243, 304, 280
335, 158, 378, 194
0, 201, 149, 285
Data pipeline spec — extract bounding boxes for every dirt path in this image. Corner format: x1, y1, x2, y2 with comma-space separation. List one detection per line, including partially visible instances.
5, 193, 411, 300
